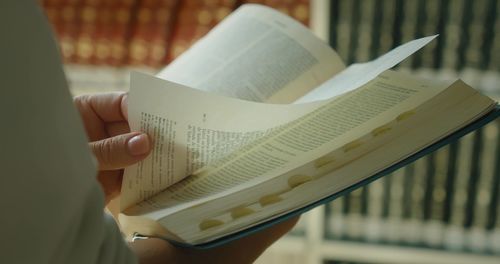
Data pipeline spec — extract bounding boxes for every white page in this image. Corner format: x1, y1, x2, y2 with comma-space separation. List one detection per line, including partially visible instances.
121, 72, 328, 209
122, 35, 437, 210
294, 35, 438, 103
156, 4, 344, 104
121, 70, 445, 212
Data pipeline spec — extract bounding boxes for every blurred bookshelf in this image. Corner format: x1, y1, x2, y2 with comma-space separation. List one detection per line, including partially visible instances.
258, 1, 500, 263
41, 0, 500, 263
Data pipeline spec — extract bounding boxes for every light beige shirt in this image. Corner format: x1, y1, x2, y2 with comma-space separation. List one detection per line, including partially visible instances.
0, 1, 137, 263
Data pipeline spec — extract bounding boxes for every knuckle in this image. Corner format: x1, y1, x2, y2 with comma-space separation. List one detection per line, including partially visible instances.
96, 139, 112, 166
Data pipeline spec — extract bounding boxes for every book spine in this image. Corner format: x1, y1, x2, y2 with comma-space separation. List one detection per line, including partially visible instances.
444, 131, 475, 251
441, 0, 464, 70
334, 0, 354, 63
409, 0, 427, 69
479, 0, 498, 70
431, 0, 450, 70
74, 0, 101, 64
344, 187, 364, 241
43, 0, 83, 63
93, 0, 135, 66
468, 122, 498, 253
345, 0, 361, 65
354, 0, 375, 62
379, 173, 392, 242
463, 0, 488, 70
166, 0, 237, 62
455, 0, 474, 70
488, 0, 500, 71
325, 198, 345, 240
367, 0, 395, 60
385, 168, 405, 244
365, 175, 385, 242
128, 0, 180, 67
377, 0, 395, 55
328, 0, 340, 50
418, 0, 440, 68
406, 156, 428, 245
463, 128, 488, 253
443, 142, 459, 226
397, 0, 419, 70
487, 120, 500, 254
400, 162, 415, 244
425, 147, 448, 248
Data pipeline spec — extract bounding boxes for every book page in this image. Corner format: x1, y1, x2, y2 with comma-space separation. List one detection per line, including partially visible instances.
294, 35, 438, 103
121, 72, 328, 209
173, 82, 494, 244
121, 35, 437, 210
122, 70, 448, 213
156, 4, 344, 104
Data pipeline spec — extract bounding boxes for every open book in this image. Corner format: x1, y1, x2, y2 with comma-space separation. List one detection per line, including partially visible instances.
117, 4, 498, 247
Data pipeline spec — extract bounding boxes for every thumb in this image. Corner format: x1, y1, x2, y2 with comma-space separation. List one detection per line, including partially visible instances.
90, 132, 151, 170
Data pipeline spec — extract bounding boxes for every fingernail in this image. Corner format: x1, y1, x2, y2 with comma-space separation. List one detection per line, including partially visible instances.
127, 134, 150, 156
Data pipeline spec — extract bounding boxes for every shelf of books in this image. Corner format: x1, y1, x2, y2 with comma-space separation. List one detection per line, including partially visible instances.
41, 0, 500, 263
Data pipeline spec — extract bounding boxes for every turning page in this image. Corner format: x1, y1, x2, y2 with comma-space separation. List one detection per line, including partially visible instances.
156, 4, 344, 103
295, 35, 438, 103
120, 72, 328, 209
121, 70, 445, 210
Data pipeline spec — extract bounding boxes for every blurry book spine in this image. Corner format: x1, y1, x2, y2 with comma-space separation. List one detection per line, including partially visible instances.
344, 187, 364, 241
463, 130, 483, 240
409, 0, 427, 69
400, 162, 416, 244
489, 0, 500, 71
463, 0, 488, 70
424, 147, 448, 248
441, 0, 464, 70
418, 0, 440, 68
430, 0, 449, 70
379, 173, 392, 242
455, 0, 474, 70
353, 0, 374, 62
365, 175, 385, 243
242, 0, 310, 26
74, 0, 101, 64
398, 0, 418, 69
387, 168, 405, 244
333, 0, 353, 63
325, 198, 346, 240
376, 0, 395, 56
42, 0, 84, 63
442, 142, 459, 231
479, 0, 498, 70
405, 156, 427, 245
166, 0, 236, 62
468, 121, 498, 253
345, 0, 361, 65
128, 0, 179, 67
487, 120, 500, 254
444, 132, 475, 251
328, 0, 340, 50
92, 0, 135, 66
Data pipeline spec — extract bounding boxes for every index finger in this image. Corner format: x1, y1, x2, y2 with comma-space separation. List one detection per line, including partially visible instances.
75, 92, 128, 123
